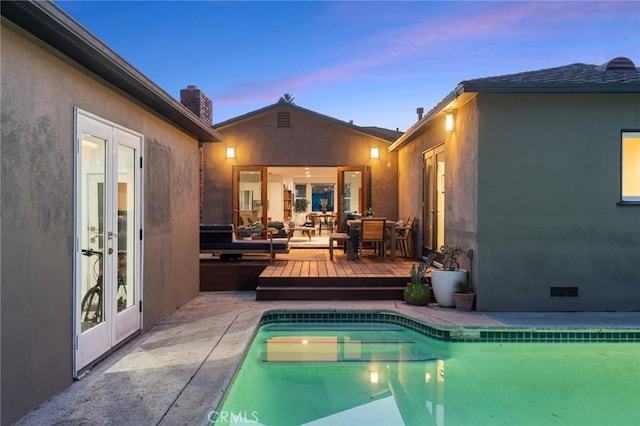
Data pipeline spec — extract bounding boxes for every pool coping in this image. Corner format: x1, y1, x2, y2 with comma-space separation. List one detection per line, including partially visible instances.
260, 308, 640, 343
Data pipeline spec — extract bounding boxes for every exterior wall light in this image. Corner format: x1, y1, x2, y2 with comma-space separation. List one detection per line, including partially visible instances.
445, 112, 454, 132
370, 147, 380, 159
226, 146, 235, 159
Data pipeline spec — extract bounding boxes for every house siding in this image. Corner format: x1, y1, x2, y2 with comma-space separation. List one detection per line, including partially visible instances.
1, 21, 200, 424
203, 105, 398, 223
476, 93, 640, 311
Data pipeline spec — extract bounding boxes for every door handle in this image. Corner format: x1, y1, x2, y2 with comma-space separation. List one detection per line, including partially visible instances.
108, 232, 118, 240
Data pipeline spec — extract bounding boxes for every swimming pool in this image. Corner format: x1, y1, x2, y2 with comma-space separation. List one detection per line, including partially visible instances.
210, 311, 640, 426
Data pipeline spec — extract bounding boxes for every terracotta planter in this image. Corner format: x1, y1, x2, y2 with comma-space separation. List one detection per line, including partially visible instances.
404, 283, 430, 306
454, 292, 475, 311
431, 269, 467, 307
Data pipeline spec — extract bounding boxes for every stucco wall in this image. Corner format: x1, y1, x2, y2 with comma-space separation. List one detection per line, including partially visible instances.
476, 93, 640, 311
203, 106, 398, 223
1, 22, 200, 424
396, 98, 479, 262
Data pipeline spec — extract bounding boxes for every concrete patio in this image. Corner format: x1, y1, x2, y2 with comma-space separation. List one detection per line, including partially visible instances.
15, 292, 640, 426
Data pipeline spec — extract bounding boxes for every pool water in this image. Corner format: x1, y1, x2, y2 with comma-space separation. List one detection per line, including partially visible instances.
211, 322, 640, 426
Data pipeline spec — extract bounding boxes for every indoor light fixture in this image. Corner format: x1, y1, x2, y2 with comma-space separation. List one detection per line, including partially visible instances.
370, 147, 380, 159
445, 112, 454, 132
226, 146, 235, 159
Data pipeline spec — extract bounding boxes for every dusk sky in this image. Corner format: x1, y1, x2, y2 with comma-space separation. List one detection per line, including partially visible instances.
55, 1, 639, 131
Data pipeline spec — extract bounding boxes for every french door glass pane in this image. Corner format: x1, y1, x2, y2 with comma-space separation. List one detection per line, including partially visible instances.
238, 170, 263, 226
117, 145, 136, 312
80, 133, 106, 332
342, 171, 361, 216
424, 155, 434, 250
436, 152, 446, 250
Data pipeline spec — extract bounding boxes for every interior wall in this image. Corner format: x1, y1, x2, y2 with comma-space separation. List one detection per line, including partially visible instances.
268, 180, 284, 221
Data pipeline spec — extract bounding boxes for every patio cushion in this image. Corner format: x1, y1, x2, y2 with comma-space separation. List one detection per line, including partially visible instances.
200, 224, 233, 247
267, 221, 288, 238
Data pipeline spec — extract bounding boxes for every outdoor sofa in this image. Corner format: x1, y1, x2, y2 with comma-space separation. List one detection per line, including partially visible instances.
199, 224, 289, 262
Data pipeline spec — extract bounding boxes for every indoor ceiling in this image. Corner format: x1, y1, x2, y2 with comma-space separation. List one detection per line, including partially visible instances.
268, 166, 337, 181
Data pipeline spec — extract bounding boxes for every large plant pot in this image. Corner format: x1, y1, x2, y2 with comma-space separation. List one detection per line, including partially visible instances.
404, 283, 430, 306
454, 292, 475, 311
431, 270, 467, 307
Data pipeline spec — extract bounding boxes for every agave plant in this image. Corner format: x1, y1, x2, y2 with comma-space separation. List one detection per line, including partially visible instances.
410, 262, 428, 285
409, 252, 437, 285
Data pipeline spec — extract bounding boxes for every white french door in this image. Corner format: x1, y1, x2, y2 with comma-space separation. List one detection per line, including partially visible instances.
75, 109, 142, 373
423, 145, 445, 252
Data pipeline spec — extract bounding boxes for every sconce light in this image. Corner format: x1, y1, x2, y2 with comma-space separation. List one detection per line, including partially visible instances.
370, 147, 380, 159
226, 146, 235, 159
445, 112, 454, 132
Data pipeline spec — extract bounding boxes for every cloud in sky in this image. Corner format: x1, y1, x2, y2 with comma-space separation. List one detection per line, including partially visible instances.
214, 1, 639, 105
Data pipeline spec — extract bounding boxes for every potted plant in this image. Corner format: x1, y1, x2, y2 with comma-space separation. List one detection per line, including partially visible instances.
431, 244, 467, 307
293, 198, 310, 225
319, 198, 329, 214
453, 278, 475, 311
403, 253, 436, 306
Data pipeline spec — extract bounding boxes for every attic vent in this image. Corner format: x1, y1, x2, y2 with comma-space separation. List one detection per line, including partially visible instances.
277, 111, 291, 128
602, 57, 637, 71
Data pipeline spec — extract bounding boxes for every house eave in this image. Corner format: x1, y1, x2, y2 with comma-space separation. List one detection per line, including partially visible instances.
460, 82, 640, 94
389, 87, 468, 152
388, 79, 639, 152
1, 0, 222, 143
215, 102, 401, 143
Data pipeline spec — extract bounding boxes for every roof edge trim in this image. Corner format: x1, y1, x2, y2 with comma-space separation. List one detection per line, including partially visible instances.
1, 0, 222, 143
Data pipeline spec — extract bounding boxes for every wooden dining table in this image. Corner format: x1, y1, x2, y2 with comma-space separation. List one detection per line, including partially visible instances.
308, 213, 337, 235
346, 219, 397, 260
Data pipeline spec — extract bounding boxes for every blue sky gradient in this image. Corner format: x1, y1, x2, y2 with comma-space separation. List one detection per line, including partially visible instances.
56, 1, 639, 131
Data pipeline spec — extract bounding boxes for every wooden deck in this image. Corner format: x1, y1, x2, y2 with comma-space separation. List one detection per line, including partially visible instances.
256, 248, 416, 300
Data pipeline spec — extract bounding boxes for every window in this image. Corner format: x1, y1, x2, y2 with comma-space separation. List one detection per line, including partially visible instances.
621, 131, 640, 203
311, 184, 334, 211
294, 184, 307, 199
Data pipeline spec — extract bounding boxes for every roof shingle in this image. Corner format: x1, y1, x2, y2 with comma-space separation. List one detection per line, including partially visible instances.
461, 57, 640, 91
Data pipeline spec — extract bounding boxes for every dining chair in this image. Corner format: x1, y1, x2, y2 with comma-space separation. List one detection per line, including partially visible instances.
359, 218, 386, 259
396, 223, 412, 257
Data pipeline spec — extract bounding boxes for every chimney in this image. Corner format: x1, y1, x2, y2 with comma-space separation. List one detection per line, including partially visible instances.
417, 107, 424, 121
180, 85, 213, 125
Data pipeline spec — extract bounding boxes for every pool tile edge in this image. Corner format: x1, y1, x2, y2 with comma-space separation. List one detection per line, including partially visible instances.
259, 308, 640, 343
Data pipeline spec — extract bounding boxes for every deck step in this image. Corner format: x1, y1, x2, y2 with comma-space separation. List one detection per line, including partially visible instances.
256, 285, 405, 301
